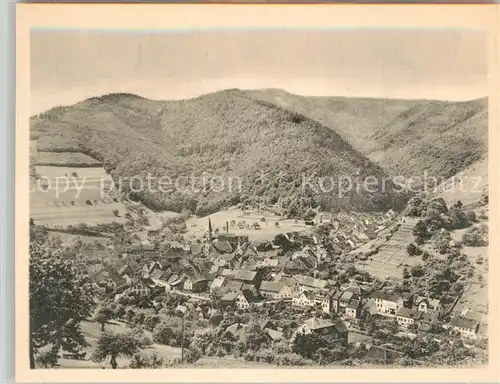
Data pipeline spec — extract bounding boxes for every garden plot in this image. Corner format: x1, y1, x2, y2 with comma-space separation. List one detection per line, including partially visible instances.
357, 220, 422, 280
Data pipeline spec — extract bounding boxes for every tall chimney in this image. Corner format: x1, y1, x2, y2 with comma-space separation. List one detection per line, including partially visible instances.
226, 221, 229, 233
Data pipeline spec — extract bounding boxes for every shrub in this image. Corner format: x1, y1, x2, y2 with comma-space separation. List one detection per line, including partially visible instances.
406, 243, 423, 256
462, 225, 488, 247
434, 230, 452, 254
410, 265, 425, 277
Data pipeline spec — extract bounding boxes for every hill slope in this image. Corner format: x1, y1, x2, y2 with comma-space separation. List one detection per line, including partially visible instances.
31, 91, 407, 216
245, 89, 488, 181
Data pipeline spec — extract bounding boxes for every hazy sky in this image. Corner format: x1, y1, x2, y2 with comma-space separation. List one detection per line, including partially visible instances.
31, 29, 488, 115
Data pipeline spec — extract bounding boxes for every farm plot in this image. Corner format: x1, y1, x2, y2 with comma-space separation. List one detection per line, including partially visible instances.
357, 220, 421, 280
36, 165, 107, 180
30, 202, 127, 227
35, 151, 102, 167
30, 185, 109, 207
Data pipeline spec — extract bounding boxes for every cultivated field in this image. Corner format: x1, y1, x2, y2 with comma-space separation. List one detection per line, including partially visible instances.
35, 165, 108, 180
30, 163, 126, 227
357, 218, 422, 280
30, 202, 128, 227
35, 151, 102, 167
47, 231, 112, 246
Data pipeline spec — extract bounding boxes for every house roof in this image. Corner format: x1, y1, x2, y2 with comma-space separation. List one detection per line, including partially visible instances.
347, 300, 360, 309
450, 316, 480, 330
294, 275, 328, 290
188, 275, 207, 284
260, 281, 283, 293
210, 277, 226, 289
240, 289, 259, 303
151, 269, 171, 281
213, 240, 233, 254
219, 268, 235, 278
234, 269, 257, 282
415, 296, 441, 309
221, 292, 239, 302
340, 291, 354, 302
304, 317, 335, 331
225, 280, 244, 292
190, 243, 203, 255
371, 291, 402, 302
266, 328, 284, 341
300, 291, 317, 300
345, 286, 362, 295
397, 307, 418, 318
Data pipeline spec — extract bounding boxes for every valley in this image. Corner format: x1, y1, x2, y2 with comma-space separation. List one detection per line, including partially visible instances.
29, 89, 489, 370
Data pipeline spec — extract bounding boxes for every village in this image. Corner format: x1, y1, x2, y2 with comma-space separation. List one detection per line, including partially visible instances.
35, 194, 488, 367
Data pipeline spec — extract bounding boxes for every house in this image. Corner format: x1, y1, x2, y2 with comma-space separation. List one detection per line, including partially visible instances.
217, 233, 249, 248
190, 243, 203, 257
166, 274, 185, 290
266, 328, 284, 343
118, 264, 135, 278
292, 291, 316, 308
150, 269, 172, 289
258, 258, 280, 270
210, 277, 227, 293
371, 292, 404, 316
331, 290, 343, 313
295, 317, 348, 346
346, 300, 361, 319
225, 280, 244, 293
233, 269, 261, 286
315, 213, 334, 226
276, 275, 300, 294
130, 231, 148, 244
396, 308, 435, 329
338, 291, 356, 310
208, 309, 223, 326
294, 275, 329, 293
183, 276, 208, 293
213, 239, 234, 254
396, 307, 419, 328
237, 290, 259, 309
221, 289, 258, 309
147, 227, 161, 238
218, 268, 236, 279
259, 281, 293, 300
413, 296, 445, 319
450, 316, 480, 339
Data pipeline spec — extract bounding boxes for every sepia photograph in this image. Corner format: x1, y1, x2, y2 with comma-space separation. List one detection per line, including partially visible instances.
15, 4, 499, 383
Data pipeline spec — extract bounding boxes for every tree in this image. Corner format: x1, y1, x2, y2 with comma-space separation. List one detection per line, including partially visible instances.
413, 220, 430, 244
184, 347, 201, 363
406, 243, 422, 257
434, 230, 452, 254
410, 265, 425, 278
29, 241, 95, 369
112, 209, 120, 217
95, 306, 114, 331
153, 323, 176, 345
462, 225, 488, 247
92, 331, 141, 369
36, 350, 59, 368
243, 323, 270, 351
